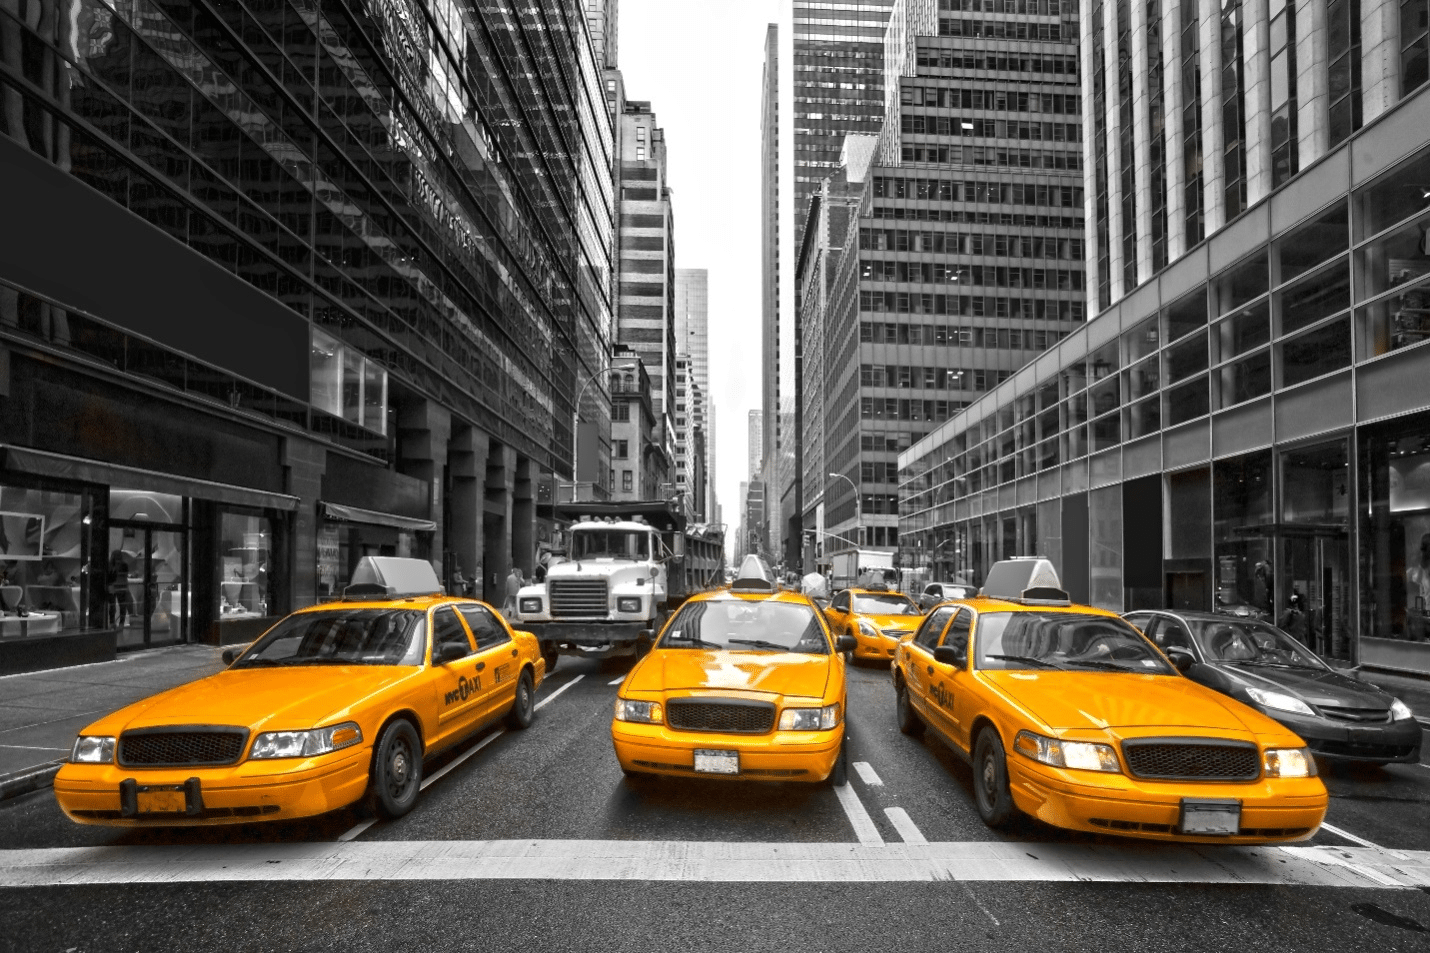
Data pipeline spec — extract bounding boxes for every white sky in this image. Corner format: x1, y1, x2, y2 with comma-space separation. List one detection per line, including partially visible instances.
617, 0, 793, 555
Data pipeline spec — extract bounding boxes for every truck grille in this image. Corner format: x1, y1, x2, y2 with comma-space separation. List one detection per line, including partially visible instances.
118, 727, 248, 767
666, 698, 775, 734
548, 578, 609, 617
1121, 738, 1260, 781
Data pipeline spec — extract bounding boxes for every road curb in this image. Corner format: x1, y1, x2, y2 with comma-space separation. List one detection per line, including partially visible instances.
0, 760, 63, 802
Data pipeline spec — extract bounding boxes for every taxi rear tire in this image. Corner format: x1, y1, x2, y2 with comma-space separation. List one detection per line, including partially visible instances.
972, 727, 1018, 829
369, 719, 422, 819
895, 679, 924, 737
506, 669, 535, 730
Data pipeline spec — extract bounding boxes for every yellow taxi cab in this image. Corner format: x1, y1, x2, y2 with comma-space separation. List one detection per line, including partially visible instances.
893, 557, 1328, 843
822, 586, 925, 662
611, 555, 855, 784
54, 557, 545, 827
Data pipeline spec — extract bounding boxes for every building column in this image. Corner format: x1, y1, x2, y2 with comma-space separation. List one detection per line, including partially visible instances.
1200, 0, 1229, 234
1243, 0, 1274, 205
448, 425, 488, 593
1132, 0, 1156, 284
1079, 3, 1102, 311
483, 442, 517, 602
1297, 0, 1330, 168
1103, 0, 1128, 302
1360, 0, 1402, 123
1163, 0, 1189, 260
396, 398, 452, 567
281, 437, 325, 608
513, 455, 536, 576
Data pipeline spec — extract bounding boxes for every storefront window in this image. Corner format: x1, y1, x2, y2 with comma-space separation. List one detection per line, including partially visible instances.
1090, 484, 1123, 610
0, 483, 92, 635
1280, 439, 1351, 660
219, 511, 272, 619
1166, 467, 1212, 610
1214, 451, 1274, 618
1360, 411, 1430, 672
316, 519, 430, 600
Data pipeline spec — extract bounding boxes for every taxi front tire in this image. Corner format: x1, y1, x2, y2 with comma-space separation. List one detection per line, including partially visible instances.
369, 719, 423, 819
973, 727, 1019, 830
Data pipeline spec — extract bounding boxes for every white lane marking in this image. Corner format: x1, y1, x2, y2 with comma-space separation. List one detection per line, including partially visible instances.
0, 744, 69, 751
833, 783, 884, 846
337, 819, 376, 843
959, 882, 1001, 926
534, 674, 584, 711
1320, 822, 1382, 850
0, 710, 112, 737
852, 761, 883, 786
4, 841, 1428, 887
421, 731, 504, 791
608, 676, 625, 686
884, 807, 927, 845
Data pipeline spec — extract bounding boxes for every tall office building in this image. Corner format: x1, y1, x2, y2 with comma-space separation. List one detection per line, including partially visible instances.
760, 25, 781, 557
0, 0, 613, 659
901, 0, 1430, 677
584, 0, 620, 69
748, 410, 765, 480
675, 268, 713, 519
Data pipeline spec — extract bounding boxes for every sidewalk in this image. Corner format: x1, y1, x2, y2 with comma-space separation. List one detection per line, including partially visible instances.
0, 644, 226, 800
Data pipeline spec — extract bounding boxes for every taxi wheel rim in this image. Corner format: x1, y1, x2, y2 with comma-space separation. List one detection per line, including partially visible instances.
387, 738, 415, 799
980, 752, 998, 802
518, 679, 531, 714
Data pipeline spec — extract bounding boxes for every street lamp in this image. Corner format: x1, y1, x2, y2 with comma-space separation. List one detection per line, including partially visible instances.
827, 471, 861, 548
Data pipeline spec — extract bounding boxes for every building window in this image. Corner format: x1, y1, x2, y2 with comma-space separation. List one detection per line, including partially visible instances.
1221, 0, 1249, 217
635, 145, 646, 161
311, 329, 388, 434
1269, 0, 1299, 187
622, 470, 633, 491
1181, 0, 1206, 244
1404, 0, 1430, 94
1326, 0, 1363, 147
1361, 411, 1430, 666
614, 440, 629, 459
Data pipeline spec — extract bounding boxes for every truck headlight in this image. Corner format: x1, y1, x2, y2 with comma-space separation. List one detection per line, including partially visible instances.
250, 722, 363, 760
614, 699, 663, 724
1244, 686, 1315, 716
778, 703, 840, 731
1263, 747, 1316, 778
518, 597, 543, 614
1014, 730, 1121, 773
616, 597, 642, 613
71, 735, 116, 764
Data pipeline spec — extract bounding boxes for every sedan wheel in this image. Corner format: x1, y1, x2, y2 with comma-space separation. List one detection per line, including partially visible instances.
972, 727, 1018, 830
369, 719, 423, 819
506, 669, 535, 730
896, 681, 925, 737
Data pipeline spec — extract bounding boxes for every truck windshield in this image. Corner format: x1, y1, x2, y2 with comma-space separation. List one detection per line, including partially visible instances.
573, 530, 649, 560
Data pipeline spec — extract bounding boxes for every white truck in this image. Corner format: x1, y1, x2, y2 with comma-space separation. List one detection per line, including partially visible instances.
829, 548, 896, 591
514, 501, 724, 670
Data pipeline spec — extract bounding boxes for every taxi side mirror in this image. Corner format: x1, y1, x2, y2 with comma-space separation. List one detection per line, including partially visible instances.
933, 645, 966, 668
836, 635, 856, 653
433, 642, 469, 665
1166, 648, 1195, 674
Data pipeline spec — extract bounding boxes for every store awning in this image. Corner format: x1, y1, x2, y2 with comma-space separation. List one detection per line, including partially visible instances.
1, 445, 299, 511
319, 501, 435, 532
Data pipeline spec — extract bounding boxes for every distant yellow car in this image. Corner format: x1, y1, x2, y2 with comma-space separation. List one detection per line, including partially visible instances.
894, 558, 1328, 843
55, 558, 544, 827
612, 555, 855, 784
822, 587, 924, 662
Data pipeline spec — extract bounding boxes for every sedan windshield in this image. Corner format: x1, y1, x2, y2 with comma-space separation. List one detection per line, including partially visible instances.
851, 593, 920, 615
660, 599, 828, 654
1189, 619, 1326, 670
975, 612, 1173, 674
234, 609, 428, 667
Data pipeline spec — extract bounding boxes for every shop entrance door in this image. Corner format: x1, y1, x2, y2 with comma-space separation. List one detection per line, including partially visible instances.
107, 524, 188, 648
1278, 528, 1351, 663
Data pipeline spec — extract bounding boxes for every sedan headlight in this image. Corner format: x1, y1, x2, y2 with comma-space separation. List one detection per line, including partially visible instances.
1244, 686, 1316, 716
614, 698, 663, 724
778, 703, 840, 731
857, 620, 880, 640
1263, 746, 1317, 778
518, 597, 543, 614
71, 735, 115, 764
249, 722, 363, 760
616, 597, 642, 613
1014, 730, 1121, 773
1390, 699, 1415, 721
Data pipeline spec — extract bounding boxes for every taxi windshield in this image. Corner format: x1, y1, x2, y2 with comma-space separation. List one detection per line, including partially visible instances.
234, 609, 428, 667
851, 593, 920, 615
660, 599, 828, 654
1189, 619, 1326, 670
975, 612, 1173, 674
573, 529, 649, 560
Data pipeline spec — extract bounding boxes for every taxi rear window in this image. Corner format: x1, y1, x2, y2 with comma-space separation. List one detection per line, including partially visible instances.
660, 600, 828, 654
975, 612, 1172, 674
234, 609, 428, 667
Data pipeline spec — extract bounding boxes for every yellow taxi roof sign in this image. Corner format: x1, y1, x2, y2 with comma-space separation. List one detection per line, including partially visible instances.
730, 554, 778, 593
980, 557, 1071, 606
346, 556, 443, 599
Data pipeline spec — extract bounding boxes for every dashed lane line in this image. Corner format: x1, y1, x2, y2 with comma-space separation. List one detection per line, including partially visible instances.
4, 841, 1428, 887
608, 676, 625, 686
852, 762, 883, 786
884, 807, 927, 845
534, 674, 585, 711
834, 782, 884, 846
1319, 822, 1382, 850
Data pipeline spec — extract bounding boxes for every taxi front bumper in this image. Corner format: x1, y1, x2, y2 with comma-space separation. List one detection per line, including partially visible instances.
1007, 757, 1328, 844
611, 720, 842, 782
53, 747, 372, 827
852, 632, 901, 660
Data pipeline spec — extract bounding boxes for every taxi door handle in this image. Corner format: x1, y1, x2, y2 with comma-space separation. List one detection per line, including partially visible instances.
475, 662, 486, 671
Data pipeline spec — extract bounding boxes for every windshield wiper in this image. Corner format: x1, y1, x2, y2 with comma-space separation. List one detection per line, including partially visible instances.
232, 657, 282, 668
727, 638, 796, 651
984, 654, 1064, 669
663, 638, 722, 649
1064, 659, 1146, 672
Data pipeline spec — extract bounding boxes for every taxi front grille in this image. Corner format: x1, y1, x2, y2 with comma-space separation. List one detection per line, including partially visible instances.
1120, 738, 1260, 782
118, 727, 248, 767
548, 578, 609, 617
665, 698, 775, 734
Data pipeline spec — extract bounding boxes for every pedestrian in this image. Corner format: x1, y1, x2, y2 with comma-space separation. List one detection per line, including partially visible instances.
107, 549, 132, 629
502, 566, 524, 619
1279, 592, 1308, 646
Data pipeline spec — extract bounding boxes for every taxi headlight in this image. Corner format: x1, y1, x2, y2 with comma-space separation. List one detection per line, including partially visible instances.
1014, 730, 1121, 773
1390, 699, 1415, 721
614, 699, 663, 724
1263, 746, 1317, 778
250, 722, 363, 760
71, 735, 115, 764
1244, 686, 1316, 716
518, 597, 543, 614
616, 597, 642, 613
779, 703, 840, 731
857, 620, 880, 640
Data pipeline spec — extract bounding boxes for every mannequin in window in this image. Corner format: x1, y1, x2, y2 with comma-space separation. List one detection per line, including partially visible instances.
1409, 533, 1430, 641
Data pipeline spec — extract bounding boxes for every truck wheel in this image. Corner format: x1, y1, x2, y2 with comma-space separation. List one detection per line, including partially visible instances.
543, 646, 559, 675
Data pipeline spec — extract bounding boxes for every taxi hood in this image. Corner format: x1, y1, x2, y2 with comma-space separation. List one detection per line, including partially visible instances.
981, 671, 1261, 733
865, 613, 921, 631
85, 667, 420, 736
627, 650, 832, 700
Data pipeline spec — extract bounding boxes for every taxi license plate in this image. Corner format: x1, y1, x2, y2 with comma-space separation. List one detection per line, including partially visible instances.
693, 749, 739, 774
1179, 798, 1241, 835
136, 789, 188, 814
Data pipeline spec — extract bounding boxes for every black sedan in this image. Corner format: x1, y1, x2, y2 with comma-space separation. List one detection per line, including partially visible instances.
1123, 609, 1423, 764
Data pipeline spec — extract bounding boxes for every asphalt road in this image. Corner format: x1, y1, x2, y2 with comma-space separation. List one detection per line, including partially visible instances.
1, 657, 1428, 952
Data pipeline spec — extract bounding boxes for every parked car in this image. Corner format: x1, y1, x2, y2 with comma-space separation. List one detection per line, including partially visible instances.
917, 580, 979, 612
1123, 609, 1421, 764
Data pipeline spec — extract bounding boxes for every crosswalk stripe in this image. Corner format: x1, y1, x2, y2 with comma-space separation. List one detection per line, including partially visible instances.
884, 807, 927, 844
833, 783, 883, 846
1319, 822, 1381, 850
2, 841, 1425, 887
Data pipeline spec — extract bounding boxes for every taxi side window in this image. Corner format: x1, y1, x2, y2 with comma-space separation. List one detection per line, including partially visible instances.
432, 606, 472, 657
458, 605, 511, 651
941, 609, 972, 658
1158, 619, 1194, 652
831, 591, 849, 612
914, 606, 955, 650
